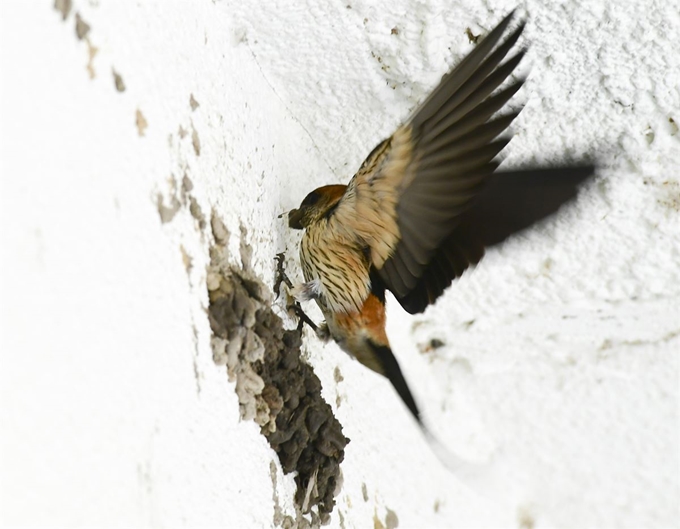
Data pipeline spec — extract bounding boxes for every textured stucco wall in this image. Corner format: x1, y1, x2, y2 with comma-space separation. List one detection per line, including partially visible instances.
1, 1, 678, 527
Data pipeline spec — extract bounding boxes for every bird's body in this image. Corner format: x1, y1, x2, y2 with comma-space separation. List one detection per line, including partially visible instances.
286, 11, 593, 428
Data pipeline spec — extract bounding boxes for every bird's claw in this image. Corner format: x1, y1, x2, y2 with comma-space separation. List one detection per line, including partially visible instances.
273, 252, 294, 299
273, 252, 320, 334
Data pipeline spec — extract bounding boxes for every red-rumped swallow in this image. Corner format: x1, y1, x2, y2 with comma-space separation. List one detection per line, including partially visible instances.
285, 10, 594, 429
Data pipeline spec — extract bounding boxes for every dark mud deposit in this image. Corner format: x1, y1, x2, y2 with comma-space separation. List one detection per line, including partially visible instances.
207, 214, 348, 520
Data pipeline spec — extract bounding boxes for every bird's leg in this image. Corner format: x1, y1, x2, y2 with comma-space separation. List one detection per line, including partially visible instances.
291, 305, 320, 334
274, 253, 320, 333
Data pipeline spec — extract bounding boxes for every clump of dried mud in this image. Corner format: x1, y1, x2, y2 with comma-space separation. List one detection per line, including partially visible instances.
207, 213, 348, 520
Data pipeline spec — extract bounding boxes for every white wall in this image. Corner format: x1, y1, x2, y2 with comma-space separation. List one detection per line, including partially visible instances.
1, 1, 678, 527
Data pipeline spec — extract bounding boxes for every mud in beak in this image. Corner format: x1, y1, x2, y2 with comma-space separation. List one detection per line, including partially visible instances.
288, 208, 304, 229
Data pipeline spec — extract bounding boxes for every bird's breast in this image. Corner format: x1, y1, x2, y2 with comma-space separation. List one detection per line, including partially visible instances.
300, 221, 372, 315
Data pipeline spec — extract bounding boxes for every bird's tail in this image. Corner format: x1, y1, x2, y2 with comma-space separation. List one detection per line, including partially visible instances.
367, 340, 422, 424
367, 340, 516, 498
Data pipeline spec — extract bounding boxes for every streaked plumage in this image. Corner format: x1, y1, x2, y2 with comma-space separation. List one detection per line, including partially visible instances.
287, 11, 593, 428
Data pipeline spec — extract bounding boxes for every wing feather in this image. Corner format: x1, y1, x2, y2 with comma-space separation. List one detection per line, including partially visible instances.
423, 112, 519, 160
409, 10, 518, 129
423, 24, 525, 133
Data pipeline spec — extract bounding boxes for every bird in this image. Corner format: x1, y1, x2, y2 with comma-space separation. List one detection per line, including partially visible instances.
283, 10, 594, 431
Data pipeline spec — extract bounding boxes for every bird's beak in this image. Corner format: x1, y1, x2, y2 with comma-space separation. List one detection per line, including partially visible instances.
288, 208, 304, 229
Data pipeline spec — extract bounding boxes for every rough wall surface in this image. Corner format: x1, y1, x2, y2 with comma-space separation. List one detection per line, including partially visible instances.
1, 1, 678, 527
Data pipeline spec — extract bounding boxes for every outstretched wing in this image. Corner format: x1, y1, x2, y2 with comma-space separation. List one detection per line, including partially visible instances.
373, 10, 528, 300
371, 12, 594, 313
330, 11, 592, 314
331, 12, 524, 268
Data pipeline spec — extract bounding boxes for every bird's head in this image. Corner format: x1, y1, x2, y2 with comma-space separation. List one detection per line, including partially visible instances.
288, 184, 347, 229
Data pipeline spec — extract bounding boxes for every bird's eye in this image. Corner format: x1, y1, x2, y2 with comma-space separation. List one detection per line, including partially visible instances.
301, 191, 321, 207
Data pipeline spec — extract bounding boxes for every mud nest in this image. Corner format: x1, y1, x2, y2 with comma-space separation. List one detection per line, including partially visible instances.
207, 214, 349, 519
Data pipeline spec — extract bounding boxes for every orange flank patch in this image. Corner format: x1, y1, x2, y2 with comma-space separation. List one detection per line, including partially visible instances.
333, 293, 389, 345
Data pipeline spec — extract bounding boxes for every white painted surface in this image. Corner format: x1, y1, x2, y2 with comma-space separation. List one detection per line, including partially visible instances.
1, 1, 678, 527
